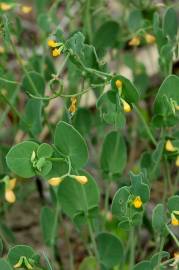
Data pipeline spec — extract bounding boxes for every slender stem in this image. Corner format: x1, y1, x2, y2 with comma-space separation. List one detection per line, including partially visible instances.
87, 219, 100, 262
0, 77, 20, 85
85, 0, 92, 43
133, 104, 157, 146
156, 237, 165, 270
129, 228, 135, 269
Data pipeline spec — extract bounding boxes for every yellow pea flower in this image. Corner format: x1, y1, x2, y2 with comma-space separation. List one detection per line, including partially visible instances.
170, 252, 179, 268
165, 140, 176, 152
21, 5, 32, 14
115, 79, 122, 89
121, 98, 132, 113
69, 97, 77, 113
5, 178, 16, 204
48, 39, 58, 48
52, 48, 61, 57
171, 213, 179, 226
48, 177, 63, 186
0, 3, 12, 11
145, 33, 156, 44
73, 175, 88, 185
133, 196, 143, 209
128, 36, 140, 47
176, 156, 179, 167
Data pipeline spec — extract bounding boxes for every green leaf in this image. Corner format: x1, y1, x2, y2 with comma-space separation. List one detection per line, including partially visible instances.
152, 204, 166, 234
150, 251, 169, 268
163, 7, 178, 40
73, 108, 92, 136
111, 75, 139, 104
57, 170, 99, 225
22, 71, 45, 96
133, 261, 152, 270
128, 9, 144, 32
40, 207, 55, 246
168, 195, 179, 213
54, 121, 88, 169
154, 75, 179, 117
79, 256, 98, 270
96, 232, 123, 268
130, 173, 150, 203
6, 141, 39, 178
111, 186, 130, 219
100, 131, 127, 176
20, 99, 43, 135
8, 245, 36, 266
0, 259, 12, 270
93, 21, 120, 49
66, 32, 99, 69
37, 143, 53, 158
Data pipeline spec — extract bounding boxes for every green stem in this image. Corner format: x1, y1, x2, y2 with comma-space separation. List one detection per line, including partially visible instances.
87, 218, 100, 263
129, 228, 135, 269
133, 104, 157, 146
85, 0, 93, 43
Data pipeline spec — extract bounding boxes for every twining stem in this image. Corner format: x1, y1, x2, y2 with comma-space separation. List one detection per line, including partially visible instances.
166, 225, 179, 248
133, 104, 157, 146
129, 228, 135, 269
156, 237, 165, 270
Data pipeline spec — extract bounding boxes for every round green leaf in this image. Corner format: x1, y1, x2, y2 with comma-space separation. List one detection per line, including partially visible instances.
168, 195, 179, 213
8, 245, 36, 266
93, 21, 120, 49
0, 259, 12, 270
100, 131, 127, 176
6, 141, 39, 178
22, 71, 45, 96
163, 7, 178, 40
57, 170, 99, 224
111, 75, 139, 103
54, 121, 88, 169
96, 232, 123, 268
37, 143, 53, 158
152, 204, 166, 234
154, 75, 179, 116
79, 256, 98, 270
111, 186, 130, 219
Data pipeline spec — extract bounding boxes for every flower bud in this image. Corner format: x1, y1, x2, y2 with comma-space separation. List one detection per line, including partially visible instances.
145, 34, 156, 44
73, 175, 88, 185
165, 140, 175, 152
48, 177, 63, 186
121, 99, 131, 113
128, 36, 140, 47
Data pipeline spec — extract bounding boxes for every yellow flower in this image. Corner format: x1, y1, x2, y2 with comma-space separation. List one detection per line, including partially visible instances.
48, 39, 58, 48
121, 98, 131, 113
48, 177, 63, 186
0, 46, 5, 54
170, 252, 179, 268
133, 196, 143, 209
52, 48, 61, 57
21, 5, 32, 14
69, 97, 77, 113
171, 213, 179, 226
145, 33, 156, 44
176, 156, 179, 167
175, 105, 179, 110
165, 140, 176, 152
0, 2, 12, 11
128, 36, 140, 47
73, 175, 88, 185
115, 79, 122, 89
5, 178, 16, 204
